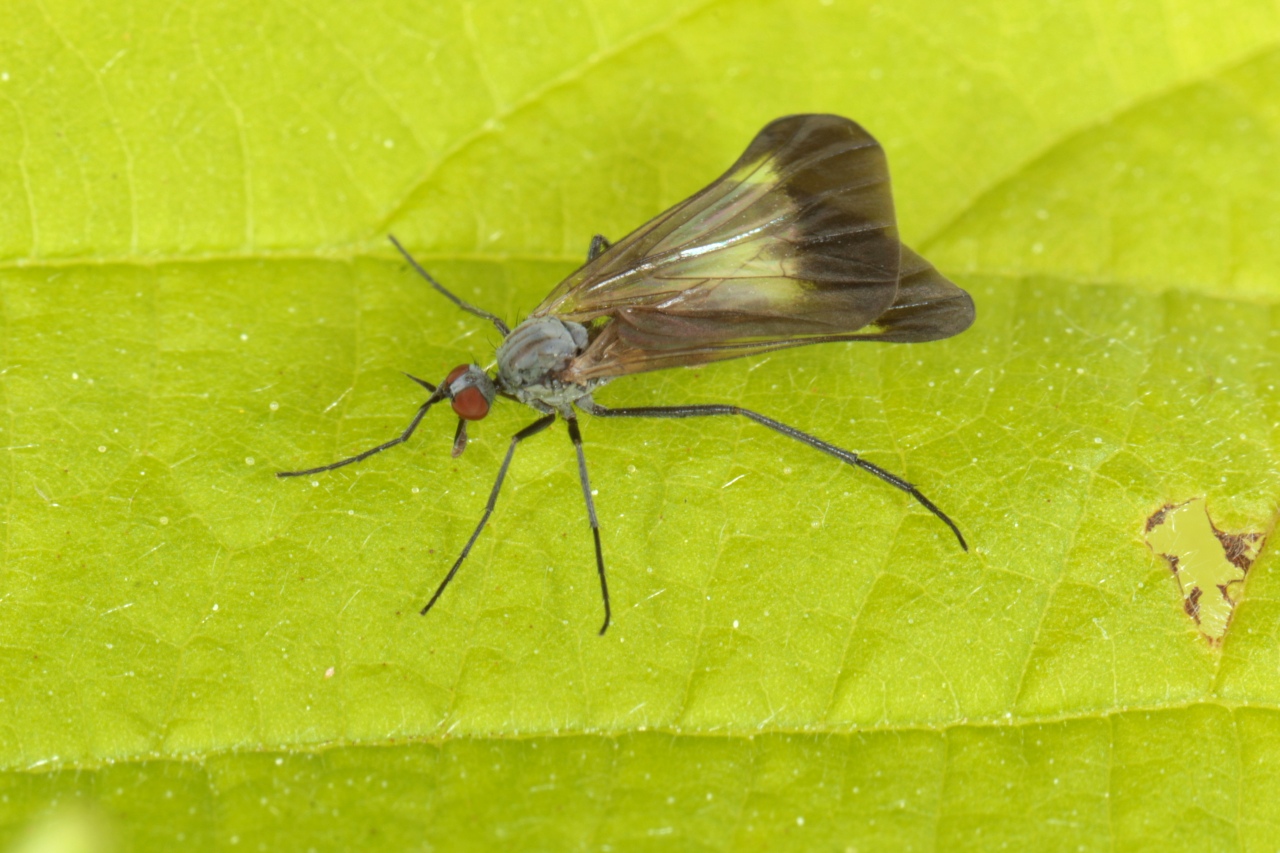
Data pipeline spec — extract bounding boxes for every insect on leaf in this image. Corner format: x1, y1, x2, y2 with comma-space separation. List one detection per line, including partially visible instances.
281, 114, 976, 634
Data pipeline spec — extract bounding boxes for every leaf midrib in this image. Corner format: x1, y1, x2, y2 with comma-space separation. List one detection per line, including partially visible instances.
4, 697, 1273, 773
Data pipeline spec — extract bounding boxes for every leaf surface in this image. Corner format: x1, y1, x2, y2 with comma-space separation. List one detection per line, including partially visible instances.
2, 0, 1280, 849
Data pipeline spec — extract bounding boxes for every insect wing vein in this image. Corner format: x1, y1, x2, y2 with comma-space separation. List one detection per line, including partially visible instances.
532, 115, 974, 382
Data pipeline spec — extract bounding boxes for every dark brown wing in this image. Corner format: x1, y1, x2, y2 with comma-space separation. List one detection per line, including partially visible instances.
531, 115, 974, 382
859, 246, 975, 343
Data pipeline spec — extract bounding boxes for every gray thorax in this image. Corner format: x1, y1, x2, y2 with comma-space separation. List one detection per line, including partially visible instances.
496, 316, 602, 415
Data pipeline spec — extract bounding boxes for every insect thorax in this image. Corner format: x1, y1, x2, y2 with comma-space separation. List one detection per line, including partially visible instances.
496, 316, 601, 414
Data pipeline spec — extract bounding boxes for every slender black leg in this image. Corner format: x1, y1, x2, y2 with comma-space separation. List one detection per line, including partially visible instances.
580, 400, 967, 551
421, 414, 557, 617
566, 415, 610, 634
388, 234, 510, 336
277, 383, 448, 478
586, 234, 612, 262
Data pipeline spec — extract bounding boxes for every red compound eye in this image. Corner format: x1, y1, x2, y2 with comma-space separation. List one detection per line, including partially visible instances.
445, 365, 491, 421
451, 387, 490, 420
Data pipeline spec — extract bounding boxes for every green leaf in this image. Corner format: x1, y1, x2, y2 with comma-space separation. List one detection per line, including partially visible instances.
2, 0, 1279, 849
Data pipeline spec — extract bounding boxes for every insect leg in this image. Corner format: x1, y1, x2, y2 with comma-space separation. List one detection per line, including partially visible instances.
421, 414, 557, 617
586, 234, 612, 262
565, 414, 610, 635
581, 401, 967, 551
388, 234, 511, 336
277, 384, 448, 478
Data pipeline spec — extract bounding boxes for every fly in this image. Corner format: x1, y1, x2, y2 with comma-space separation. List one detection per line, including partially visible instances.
279, 114, 976, 635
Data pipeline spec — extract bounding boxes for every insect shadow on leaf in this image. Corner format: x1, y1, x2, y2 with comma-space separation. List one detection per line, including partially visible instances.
279, 114, 976, 635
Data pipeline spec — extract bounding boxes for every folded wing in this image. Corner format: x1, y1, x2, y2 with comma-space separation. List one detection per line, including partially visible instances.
532, 114, 974, 382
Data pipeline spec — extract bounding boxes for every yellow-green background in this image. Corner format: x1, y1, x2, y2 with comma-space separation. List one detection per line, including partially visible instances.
2, 0, 1279, 849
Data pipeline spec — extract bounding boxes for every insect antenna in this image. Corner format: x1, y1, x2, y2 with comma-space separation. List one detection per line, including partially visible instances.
565, 414, 610, 634
276, 379, 447, 478
420, 414, 557, 617
387, 234, 510, 336
402, 372, 437, 392
581, 400, 967, 551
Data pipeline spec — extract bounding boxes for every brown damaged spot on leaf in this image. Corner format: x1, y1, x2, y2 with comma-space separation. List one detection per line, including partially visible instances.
1144, 497, 1266, 643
